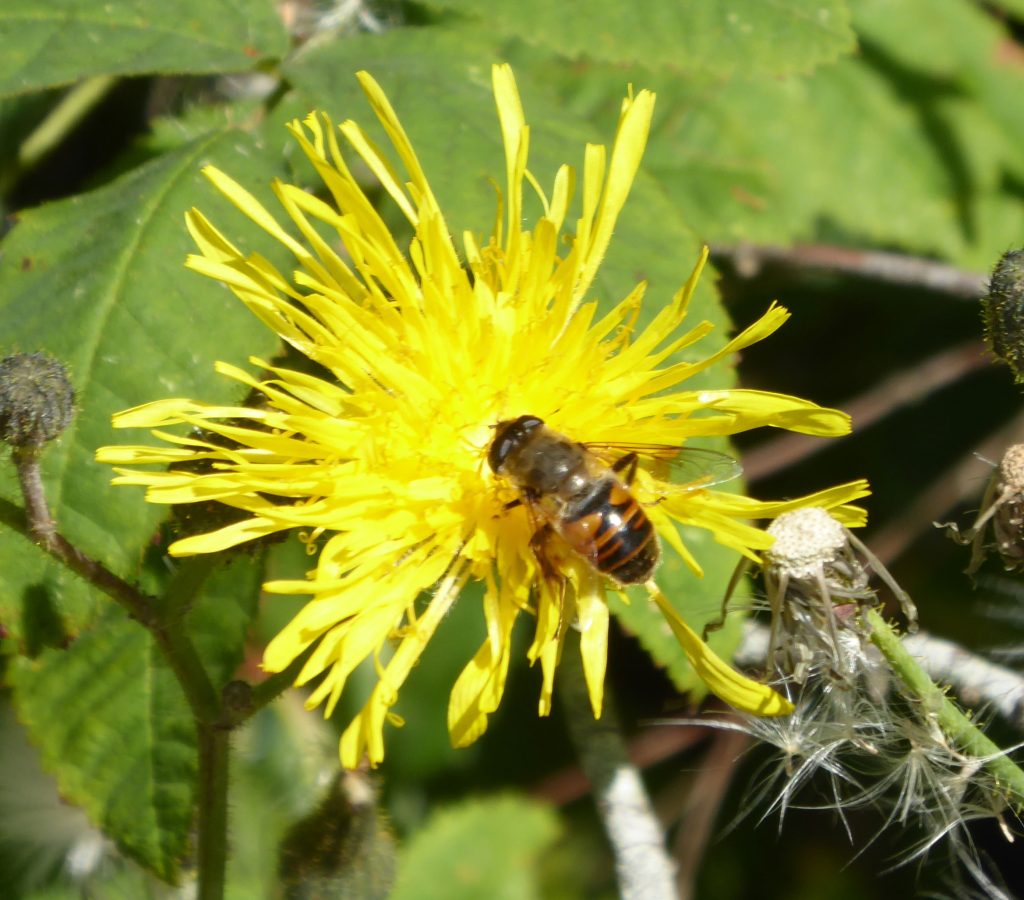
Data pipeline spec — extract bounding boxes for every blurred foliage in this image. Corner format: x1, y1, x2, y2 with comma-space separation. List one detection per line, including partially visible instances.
1, 0, 1023, 897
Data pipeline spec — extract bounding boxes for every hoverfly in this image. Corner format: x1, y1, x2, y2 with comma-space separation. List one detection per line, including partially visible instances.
488, 415, 741, 585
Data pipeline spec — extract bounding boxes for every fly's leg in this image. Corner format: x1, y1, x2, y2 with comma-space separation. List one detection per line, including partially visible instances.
531, 524, 572, 639
611, 451, 639, 485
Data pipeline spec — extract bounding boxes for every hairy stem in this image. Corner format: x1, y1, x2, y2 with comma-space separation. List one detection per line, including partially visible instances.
196, 722, 231, 900
12, 448, 231, 896
13, 448, 221, 722
560, 639, 679, 900
866, 608, 1024, 810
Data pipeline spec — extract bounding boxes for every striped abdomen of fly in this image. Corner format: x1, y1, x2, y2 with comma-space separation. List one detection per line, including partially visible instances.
557, 474, 659, 585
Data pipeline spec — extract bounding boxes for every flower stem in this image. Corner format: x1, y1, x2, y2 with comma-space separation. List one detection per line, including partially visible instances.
865, 608, 1024, 810
12, 447, 221, 723
560, 640, 679, 900
13, 447, 156, 618
11, 447, 231, 893
196, 721, 231, 900
0, 75, 119, 196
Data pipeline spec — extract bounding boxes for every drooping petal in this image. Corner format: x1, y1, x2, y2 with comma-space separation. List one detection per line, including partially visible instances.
649, 586, 794, 716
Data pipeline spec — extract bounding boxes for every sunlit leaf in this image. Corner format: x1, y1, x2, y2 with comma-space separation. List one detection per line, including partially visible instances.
0, 129, 284, 643
422, 0, 855, 77
0, 0, 287, 97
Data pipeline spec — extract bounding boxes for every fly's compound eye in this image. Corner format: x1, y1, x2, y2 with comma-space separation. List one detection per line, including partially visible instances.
488, 415, 544, 473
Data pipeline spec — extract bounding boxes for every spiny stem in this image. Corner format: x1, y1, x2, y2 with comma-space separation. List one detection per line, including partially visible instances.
560, 639, 679, 900
865, 608, 1024, 810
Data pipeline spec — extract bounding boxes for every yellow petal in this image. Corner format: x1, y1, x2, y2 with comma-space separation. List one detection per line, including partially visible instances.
576, 573, 609, 718
448, 585, 520, 747
338, 564, 467, 767
649, 585, 793, 716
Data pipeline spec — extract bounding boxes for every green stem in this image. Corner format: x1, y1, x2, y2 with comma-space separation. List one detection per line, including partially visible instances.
10, 451, 230, 893
865, 608, 1024, 809
161, 553, 221, 618
196, 722, 231, 900
12, 77, 117, 183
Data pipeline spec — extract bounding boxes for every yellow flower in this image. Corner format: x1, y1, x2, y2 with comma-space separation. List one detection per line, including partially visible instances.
97, 65, 868, 768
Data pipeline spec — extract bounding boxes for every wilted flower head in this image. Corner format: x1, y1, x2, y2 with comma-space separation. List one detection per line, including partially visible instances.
97, 65, 868, 767
715, 508, 1016, 898
763, 507, 916, 685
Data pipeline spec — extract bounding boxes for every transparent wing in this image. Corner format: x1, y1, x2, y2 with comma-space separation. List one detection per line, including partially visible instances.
584, 442, 742, 492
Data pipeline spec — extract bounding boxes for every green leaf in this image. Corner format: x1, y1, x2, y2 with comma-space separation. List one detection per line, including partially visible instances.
851, 0, 1024, 267
390, 795, 560, 900
0, 0, 288, 97
506, 2, 1024, 272
0, 128, 284, 646
640, 56, 966, 258
612, 0, 1024, 270
8, 611, 196, 882
187, 555, 263, 688
6, 551, 261, 882
422, 0, 855, 77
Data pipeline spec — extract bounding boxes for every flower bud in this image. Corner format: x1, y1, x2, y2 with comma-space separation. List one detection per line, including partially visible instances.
982, 248, 1024, 382
0, 352, 75, 449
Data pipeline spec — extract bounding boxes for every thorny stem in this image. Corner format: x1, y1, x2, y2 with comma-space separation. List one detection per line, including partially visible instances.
865, 608, 1024, 811
901, 630, 1024, 732
560, 640, 679, 900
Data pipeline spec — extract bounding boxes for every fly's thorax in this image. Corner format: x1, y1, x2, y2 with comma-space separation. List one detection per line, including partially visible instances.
500, 427, 592, 500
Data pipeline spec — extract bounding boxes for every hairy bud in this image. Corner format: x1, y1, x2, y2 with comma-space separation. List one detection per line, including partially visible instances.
982, 248, 1024, 382
0, 352, 75, 449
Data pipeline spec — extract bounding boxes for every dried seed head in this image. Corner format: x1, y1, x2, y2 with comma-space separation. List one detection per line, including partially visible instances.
760, 508, 916, 685
983, 248, 1024, 382
0, 352, 75, 449
765, 507, 848, 579
991, 444, 1024, 572
999, 443, 1024, 493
